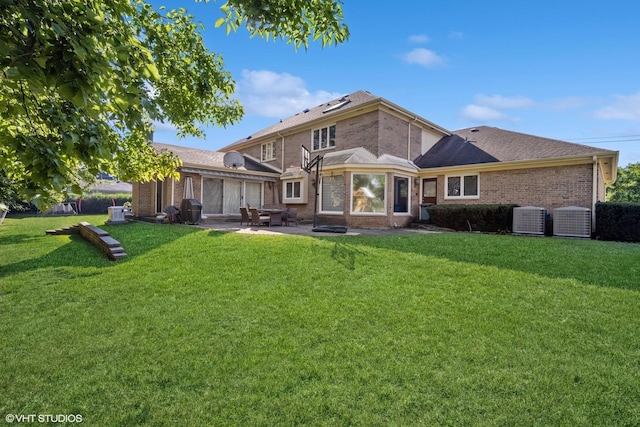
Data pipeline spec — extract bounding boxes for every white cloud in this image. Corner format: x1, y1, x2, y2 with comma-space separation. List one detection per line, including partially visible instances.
403, 48, 445, 68
460, 94, 534, 122
237, 69, 343, 119
548, 96, 597, 111
460, 104, 509, 121
448, 31, 464, 40
408, 34, 429, 44
595, 92, 640, 121
474, 94, 535, 109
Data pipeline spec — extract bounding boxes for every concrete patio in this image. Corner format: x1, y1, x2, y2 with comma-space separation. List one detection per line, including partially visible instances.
195, 221, 442, 237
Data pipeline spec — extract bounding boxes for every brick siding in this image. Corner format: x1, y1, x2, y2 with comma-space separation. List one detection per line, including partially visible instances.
437, 163, 595, 212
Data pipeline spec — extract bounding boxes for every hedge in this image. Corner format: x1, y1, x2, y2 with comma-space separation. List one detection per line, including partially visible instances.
595, 202, 640, 242
76, 192, 132, 214
425, 204, 518, 232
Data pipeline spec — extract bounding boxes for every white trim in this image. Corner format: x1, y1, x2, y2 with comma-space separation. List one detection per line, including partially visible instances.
311, 124, 336, 151
444, 173, 480, 200
350, 172, 387, 215
261, 141, 276, 162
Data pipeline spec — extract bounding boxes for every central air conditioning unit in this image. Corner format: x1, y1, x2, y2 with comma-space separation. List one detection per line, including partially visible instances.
512, 206, 547, 235
553, 206, 592, 238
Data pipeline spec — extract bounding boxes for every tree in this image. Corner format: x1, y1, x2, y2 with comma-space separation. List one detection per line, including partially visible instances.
607, 163, 640, 203
0, 0, 349, 209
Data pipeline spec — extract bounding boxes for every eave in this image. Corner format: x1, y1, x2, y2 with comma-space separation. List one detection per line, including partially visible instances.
418, 152, 619, 185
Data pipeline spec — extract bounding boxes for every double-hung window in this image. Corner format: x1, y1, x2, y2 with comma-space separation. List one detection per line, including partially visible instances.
445, 174, 479, 199
261, 141, 276, 162
312, 125, 336, 151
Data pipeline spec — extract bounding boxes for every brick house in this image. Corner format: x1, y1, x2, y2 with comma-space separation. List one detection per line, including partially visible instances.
132, 90, 618, 229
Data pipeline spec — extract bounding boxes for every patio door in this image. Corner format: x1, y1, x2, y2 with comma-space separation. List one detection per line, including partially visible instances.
203, 178, 262, 214
422, 178, 437, 204
223, 180, 242, 214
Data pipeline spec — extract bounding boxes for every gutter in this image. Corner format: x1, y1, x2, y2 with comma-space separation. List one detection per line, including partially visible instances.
592, 156, 598, 232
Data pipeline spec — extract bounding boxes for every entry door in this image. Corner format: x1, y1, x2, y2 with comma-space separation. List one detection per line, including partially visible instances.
422, 178, 437, 204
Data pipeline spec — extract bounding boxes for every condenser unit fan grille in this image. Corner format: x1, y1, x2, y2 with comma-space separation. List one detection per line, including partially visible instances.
513, 206, 546, 235
553, 207, 591, 238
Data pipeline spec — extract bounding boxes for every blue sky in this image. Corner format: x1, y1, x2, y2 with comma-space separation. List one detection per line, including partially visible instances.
150, 0, 640, 167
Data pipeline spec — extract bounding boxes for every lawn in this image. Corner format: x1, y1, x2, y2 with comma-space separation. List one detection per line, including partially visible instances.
1, 215, 639, 426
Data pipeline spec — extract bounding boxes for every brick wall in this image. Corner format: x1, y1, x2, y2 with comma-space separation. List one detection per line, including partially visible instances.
132, 181, 154, 216
437, 164, 595, 212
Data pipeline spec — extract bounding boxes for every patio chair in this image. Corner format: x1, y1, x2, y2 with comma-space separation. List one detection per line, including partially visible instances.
240, 207, 250, 225
284, 208, 298, 226
249, 208, 270, 226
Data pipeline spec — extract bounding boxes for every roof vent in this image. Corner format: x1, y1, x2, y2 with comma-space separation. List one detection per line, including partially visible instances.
470, 128, 479, 132
553, 206, 591, 238
513, 206, 547, 235
303, 108, 310, 113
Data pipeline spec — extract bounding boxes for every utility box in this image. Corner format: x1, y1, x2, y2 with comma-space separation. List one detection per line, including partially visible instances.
107, 206, 126, 224
180, 199, 202, 224
419, 204, 431, 222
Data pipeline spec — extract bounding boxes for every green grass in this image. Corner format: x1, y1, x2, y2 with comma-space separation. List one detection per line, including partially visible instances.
1, 215, 640, 426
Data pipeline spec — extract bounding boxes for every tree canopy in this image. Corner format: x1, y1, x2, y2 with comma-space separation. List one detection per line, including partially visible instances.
0, 0, 349, 209
608, 162, 640, 203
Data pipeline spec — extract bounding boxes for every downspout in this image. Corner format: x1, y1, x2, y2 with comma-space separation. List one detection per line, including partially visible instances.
592, 156, 598, 233
277, 132, 285, 204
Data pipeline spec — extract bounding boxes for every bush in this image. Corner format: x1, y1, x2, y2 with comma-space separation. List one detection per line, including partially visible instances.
426, 204, 518, 232
595, 202, 640, 242
77, 192, 131, 214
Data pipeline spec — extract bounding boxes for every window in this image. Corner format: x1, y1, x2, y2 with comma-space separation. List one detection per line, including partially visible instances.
446, 174, 479, 199
312, 125, 336, 151
351, 173, 386, 214
320, 175, 344, 213
282, 180, 305, 203
261, 141, 276, 162
393, 176, 410, 213
286, 181, 301, 199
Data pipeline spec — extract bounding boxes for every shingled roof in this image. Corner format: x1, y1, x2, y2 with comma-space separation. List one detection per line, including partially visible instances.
152, 142, 277, 174
221, 90, 450, 151
452, 126, 617, 162
414, 134, 499, 168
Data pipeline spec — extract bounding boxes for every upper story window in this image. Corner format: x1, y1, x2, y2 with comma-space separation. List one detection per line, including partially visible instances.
312, 125, 336, 151
445, 174, 479, 199
261, 141, 276, 162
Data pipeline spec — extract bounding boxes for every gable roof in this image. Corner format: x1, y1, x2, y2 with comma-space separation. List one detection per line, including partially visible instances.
221, 90, 450, 151
414, 134, 499, 168
152, 142, 278, 174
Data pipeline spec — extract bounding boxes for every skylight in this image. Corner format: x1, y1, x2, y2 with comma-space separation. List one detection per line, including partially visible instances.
322, 99, 351, 113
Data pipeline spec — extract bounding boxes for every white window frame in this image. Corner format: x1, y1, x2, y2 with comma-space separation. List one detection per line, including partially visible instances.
282, 179, 306, 204
393, 175, 411, 215
311, 124, 336, 151
319, 174, 344, 215
261, 141, 276, 162
445, 174, 480, 199
351, 173, 387, 216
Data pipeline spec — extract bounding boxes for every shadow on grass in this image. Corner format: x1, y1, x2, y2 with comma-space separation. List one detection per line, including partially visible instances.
342, 233, 640, 291
1, 222, 201, 277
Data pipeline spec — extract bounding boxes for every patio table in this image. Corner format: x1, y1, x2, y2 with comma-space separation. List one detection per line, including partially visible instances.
259, 209, 284, 226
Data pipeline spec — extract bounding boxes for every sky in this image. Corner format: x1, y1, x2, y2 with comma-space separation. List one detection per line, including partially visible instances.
150, 0, 640, 167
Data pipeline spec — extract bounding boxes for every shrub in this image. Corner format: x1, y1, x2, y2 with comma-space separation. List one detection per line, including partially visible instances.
426, 204, 518, 232
77, 192, 131, 214
595, 202, 640, 242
